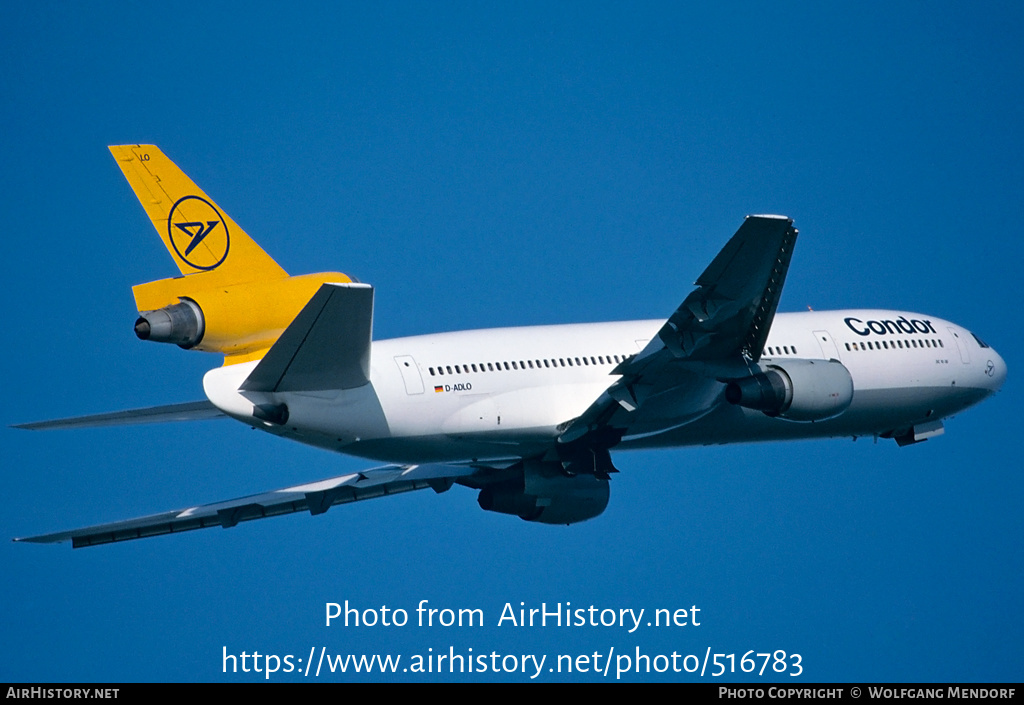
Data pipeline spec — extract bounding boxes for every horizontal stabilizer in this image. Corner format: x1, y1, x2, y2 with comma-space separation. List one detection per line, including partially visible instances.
15, 463, 474, 548
13, 401, 223, 431
241, 283, 374, 392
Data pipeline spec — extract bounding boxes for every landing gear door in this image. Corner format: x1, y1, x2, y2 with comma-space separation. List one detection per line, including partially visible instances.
394, 355, 425, 395
813, 330, 841, 361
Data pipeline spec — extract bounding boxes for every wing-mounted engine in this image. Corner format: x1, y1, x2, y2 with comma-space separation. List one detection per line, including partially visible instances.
725, 358, 854, 422
476, 460, 610, 525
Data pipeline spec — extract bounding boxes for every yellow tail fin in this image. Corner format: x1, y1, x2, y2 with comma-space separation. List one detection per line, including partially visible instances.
113, 145, 352, 363
109, 145, 288, 284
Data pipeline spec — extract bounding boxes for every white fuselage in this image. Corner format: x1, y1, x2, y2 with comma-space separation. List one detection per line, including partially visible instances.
203, 309, 1006, 464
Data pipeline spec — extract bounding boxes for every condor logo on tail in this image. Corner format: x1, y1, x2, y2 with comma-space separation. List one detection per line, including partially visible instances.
110, 144, 352, 361
167, 195, 230, 270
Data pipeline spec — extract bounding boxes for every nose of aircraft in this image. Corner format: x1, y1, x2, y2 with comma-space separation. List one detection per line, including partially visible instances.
986, 347, 1008, 392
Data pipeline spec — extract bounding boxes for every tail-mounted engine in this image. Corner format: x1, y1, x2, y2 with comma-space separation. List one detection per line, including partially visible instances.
725, 358, 854, 422
132, 271, 352, 361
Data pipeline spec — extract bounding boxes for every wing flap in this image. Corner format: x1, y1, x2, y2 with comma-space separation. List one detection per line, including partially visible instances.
15, 463, 475, 548
241, 282, 374, 392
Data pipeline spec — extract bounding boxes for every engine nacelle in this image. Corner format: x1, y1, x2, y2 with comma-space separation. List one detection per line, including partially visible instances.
725, 358, 854, 422
135, 299, 205, 348
132, 271, 352, 360
477, 461, 610, 525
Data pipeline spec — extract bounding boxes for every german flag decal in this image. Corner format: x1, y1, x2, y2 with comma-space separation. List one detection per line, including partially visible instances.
434, 386, 444, 393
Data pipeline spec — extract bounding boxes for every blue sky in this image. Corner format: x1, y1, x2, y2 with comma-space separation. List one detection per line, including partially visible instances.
2, 2, 1021, 682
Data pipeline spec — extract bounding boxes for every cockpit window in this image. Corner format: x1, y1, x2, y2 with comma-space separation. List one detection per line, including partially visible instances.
971, 332, 990, 349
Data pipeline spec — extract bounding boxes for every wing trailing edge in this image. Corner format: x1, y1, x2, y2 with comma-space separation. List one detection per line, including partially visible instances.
12, 401, 224, 431
15, 463, 475, 548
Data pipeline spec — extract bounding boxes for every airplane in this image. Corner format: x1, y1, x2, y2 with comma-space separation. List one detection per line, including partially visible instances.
13, 145, 1007, 548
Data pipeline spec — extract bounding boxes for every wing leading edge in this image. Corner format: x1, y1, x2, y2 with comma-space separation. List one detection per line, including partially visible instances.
15, 463, 476, 548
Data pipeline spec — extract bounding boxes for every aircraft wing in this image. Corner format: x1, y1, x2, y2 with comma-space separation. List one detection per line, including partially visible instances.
12, 401, 224, 430
559, 215, 798, 446
15, 463, 476, 548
